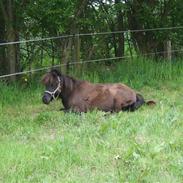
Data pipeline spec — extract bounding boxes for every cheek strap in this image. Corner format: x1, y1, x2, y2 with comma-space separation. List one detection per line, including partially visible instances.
44, 77, 61, 100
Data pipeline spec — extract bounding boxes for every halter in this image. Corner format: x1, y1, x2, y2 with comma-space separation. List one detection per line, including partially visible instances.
44, 76, 62, 100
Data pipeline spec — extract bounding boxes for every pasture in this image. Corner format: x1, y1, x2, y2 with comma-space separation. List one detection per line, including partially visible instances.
0, 58, 183, 183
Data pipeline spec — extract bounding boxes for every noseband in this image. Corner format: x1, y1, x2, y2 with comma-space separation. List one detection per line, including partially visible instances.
44, 76, 61, 100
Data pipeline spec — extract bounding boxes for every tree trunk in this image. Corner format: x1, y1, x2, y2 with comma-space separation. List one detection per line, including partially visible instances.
60, 0, 88, 74
61, 38, 72, 74
0, 9, 6, 75
51, 40, 55, 66
73, 28, 81, 70
0, 0, 19, 81
115, 0, 125, 58
126, 0, 156, 55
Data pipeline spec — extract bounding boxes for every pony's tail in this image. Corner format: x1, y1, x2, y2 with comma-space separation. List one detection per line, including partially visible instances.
146, 100, 156, 106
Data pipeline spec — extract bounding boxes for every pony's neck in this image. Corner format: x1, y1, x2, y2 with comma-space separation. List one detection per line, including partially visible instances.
59, 75, 81, 109
63, 75, 76, 93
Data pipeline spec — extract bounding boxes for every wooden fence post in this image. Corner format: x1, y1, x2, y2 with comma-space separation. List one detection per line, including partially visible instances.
164, 40, 172, 61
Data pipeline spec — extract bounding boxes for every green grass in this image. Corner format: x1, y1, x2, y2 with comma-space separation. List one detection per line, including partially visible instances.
0, 58, 183, 182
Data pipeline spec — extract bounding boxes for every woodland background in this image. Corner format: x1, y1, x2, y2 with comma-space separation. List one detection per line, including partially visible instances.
0, 0, 183, 80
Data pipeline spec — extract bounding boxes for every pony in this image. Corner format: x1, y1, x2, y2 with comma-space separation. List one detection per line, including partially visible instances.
42, 69, 155, 112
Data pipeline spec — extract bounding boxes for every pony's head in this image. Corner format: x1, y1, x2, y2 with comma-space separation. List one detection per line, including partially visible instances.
41, 69, 63, 104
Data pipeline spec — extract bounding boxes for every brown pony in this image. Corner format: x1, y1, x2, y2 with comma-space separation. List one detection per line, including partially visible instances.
42, 69, 155, 113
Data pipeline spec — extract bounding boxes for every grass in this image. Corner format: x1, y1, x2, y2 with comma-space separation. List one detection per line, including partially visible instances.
0, 58, 183, 183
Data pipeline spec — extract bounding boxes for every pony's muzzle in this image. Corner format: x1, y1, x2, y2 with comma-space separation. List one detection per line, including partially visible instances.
42, 93, 52, 104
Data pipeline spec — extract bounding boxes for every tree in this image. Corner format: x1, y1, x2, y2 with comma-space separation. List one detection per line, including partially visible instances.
0, 8, 6, 75
0, 0, 183, 81
125, 0, 183, 57
0, 0, 19, 81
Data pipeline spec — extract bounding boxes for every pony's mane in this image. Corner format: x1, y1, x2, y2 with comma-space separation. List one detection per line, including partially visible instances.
50, 69, 62, 76
41, 69, 81, 86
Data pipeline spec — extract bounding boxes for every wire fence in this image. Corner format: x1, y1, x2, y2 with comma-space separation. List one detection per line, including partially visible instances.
0, 26, 183, 46
0, 49, 182, 79
0, 26, 183, 79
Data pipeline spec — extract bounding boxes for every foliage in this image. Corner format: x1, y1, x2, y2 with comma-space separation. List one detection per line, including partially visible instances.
0, 0, 183, 79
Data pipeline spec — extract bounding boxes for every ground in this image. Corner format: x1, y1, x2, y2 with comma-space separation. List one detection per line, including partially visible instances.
0, 60, 183, 182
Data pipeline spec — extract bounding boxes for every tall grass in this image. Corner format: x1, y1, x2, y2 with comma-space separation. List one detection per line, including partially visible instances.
78, 57, 183, 88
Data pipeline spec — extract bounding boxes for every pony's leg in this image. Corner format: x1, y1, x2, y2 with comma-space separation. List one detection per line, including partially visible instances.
60, 108, 70, 113
60, 108, 65, 111
134, 94, 145, 109
59, 107, 71, 113
130, 94, 145, 111
71, 104, 88, 113
113, 98, 123, 112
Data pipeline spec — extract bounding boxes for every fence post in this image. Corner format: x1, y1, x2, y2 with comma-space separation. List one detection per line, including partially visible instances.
164, 40, 172, 61
74, 30, 80, 70
126, 31, 133, 59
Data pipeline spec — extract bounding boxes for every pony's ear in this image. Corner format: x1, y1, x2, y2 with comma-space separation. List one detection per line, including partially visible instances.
41, 73, 53, 85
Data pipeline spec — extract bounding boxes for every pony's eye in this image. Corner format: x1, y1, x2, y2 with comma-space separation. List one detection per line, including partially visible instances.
51, 84, 54, 88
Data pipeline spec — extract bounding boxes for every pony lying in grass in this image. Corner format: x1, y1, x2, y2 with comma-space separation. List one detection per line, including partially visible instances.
42, 69, 155, 113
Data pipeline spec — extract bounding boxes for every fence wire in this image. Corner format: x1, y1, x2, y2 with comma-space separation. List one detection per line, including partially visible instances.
0, 26, 183, 46
0, 49, 182, 79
